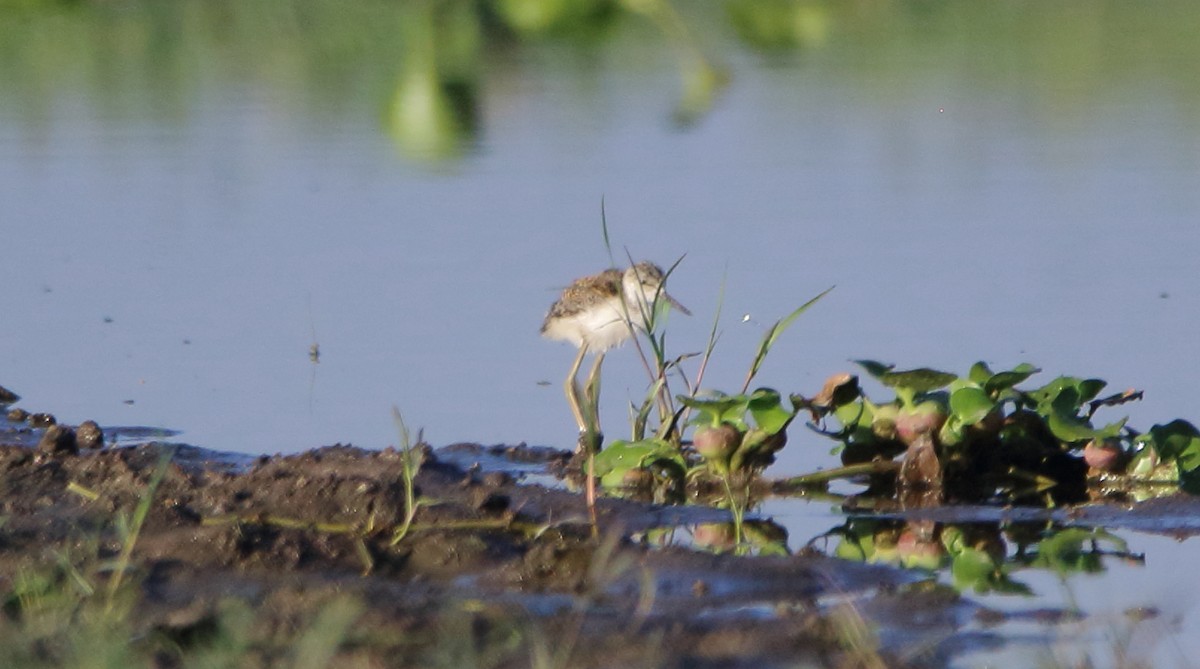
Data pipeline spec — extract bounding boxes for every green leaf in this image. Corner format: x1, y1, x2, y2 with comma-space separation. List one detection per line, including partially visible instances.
739, 427, 772, 453
1044, 387, 1099, 442
1078, 379, 1108, 403
593, 439, 685, 486
967, 362, 993, 386
831, 399, 872, 435
939, 415, 966, 447
853, 361, 955, 409
1030, 376, 1107, 409
854, 361, 956, 394
632, 376, 667, 441
854, 359, 894, 379
949, 386, 994, 426
983, 363, 1040, 396
748, 388, 794, 434
743, 286, 834, 391
1041, 388, 1127, 445
1148, 419, 1200, 473
884, 368, 957, 393
677, 392, 750, 427
1126, 444, 1178, 482
730, 427, 786, 472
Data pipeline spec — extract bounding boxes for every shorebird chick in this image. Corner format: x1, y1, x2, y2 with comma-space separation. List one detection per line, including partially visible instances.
541, 262, 690, 436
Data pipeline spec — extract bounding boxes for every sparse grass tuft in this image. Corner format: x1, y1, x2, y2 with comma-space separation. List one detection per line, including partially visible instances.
390, 406, 427, 545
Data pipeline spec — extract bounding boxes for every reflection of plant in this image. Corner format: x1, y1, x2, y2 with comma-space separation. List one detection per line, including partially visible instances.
726, 0, 832, 52
1012, 526, 1132, 575
492, 0, 618, 35
384, 0, 729, 161
826, 519, 1142, 596
384, 1, 485, 161
690, 519, 789, 556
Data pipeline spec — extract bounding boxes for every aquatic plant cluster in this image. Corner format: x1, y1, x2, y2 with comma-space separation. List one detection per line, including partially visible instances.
588, 298, 1200, 507
810, 361, 1200, 503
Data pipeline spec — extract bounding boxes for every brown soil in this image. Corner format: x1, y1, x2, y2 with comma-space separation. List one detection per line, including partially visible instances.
0, 437, 964, 668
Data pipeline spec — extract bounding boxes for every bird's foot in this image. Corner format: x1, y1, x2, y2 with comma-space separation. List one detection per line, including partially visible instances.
576, 428, 603, 455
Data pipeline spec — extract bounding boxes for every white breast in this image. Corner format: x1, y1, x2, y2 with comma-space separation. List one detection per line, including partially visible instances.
542, 300, 637, 353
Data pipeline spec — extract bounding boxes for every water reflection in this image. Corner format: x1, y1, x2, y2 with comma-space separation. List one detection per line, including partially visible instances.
726, 0, 831, 52
820, 518, 1141, 596
639, 519, 791, 556
492, 0, 618, 35
644, 506, 1146, 599
385, 2, 483, 161
8, 0, 1197, 166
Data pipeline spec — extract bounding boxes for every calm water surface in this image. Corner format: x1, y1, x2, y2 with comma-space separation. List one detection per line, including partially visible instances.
4, 1, 1196, 460
3, 2, 1200, 662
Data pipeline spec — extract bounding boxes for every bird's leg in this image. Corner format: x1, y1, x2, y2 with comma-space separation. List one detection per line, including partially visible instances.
581, 351, 606, 535
563, 346, 588, 433
582, 352, 605, 434
573, 352, 604, 455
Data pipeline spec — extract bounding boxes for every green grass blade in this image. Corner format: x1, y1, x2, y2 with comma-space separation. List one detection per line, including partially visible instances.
106, 445, 175, 608
677, 268, 726, 431
601, 197, 616, 267
741, 285, 834, 393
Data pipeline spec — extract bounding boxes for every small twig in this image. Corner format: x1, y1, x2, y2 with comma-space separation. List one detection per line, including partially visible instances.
66, 481, 100, 502
773, 460, 900, 491
354, 537, 374, 576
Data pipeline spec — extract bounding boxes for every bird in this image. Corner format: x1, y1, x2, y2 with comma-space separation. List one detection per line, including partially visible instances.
541, 261, 690, 439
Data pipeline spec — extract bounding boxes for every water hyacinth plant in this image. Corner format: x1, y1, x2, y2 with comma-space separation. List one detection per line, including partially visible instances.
591, 287, 832, 500
807, 360, 1200, 503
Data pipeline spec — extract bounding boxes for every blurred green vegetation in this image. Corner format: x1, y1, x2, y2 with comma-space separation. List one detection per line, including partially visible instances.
1, 0, 1198, 162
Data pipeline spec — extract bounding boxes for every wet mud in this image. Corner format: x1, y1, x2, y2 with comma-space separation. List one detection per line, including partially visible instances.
2, 411, 1189, 667
0, 432, 947, 668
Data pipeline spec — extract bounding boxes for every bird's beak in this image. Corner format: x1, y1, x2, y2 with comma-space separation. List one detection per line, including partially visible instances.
662, 291, 691, 316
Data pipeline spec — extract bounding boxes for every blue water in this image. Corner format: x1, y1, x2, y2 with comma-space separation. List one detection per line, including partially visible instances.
4, 15, 1197, 459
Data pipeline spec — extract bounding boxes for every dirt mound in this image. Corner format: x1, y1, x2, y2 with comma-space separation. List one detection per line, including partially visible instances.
0, 441, 935, 668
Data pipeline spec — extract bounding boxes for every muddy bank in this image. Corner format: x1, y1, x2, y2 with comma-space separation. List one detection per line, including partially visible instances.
0, 436, 971, 668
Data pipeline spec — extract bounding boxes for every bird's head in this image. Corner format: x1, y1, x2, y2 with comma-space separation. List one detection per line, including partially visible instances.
622, 262, 691, 316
